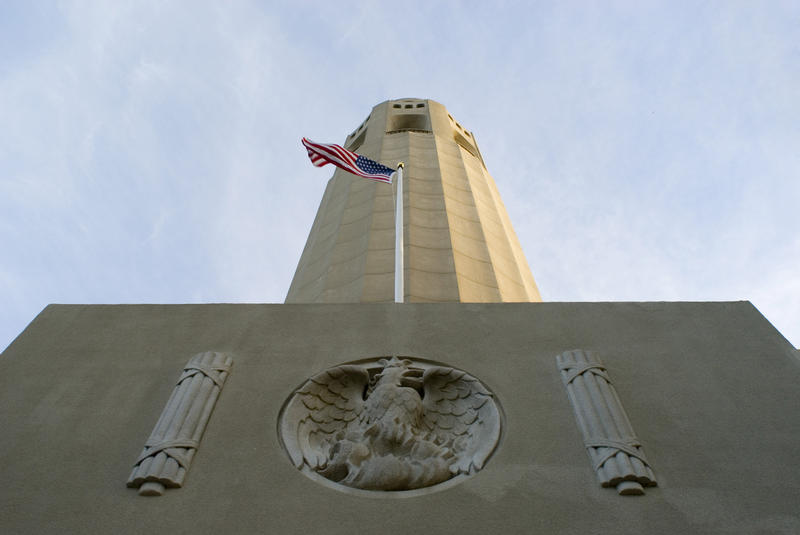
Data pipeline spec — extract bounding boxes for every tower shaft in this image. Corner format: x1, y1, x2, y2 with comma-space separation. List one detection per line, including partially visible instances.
287, 99, 541, 303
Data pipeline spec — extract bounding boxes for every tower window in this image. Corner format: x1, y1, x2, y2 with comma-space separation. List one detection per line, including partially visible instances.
387, 113, 431, 133
347, 129, 367, 151
454, 131, 478, 158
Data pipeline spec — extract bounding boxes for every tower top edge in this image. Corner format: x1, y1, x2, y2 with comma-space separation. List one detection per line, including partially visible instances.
373, 98, 444, 108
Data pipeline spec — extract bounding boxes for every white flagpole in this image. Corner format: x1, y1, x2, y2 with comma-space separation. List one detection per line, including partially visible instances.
394, 163, 404, 303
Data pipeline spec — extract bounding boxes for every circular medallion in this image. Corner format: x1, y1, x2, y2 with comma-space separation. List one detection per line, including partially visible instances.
278, 356, 502, 496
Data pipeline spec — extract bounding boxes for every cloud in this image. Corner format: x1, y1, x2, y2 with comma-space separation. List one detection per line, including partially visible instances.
1, 1, 798, 351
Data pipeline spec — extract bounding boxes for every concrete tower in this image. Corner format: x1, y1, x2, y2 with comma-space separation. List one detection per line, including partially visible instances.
286, 98, 541, 303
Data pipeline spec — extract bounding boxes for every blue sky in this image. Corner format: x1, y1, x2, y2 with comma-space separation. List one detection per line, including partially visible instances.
1, 1, 798, 351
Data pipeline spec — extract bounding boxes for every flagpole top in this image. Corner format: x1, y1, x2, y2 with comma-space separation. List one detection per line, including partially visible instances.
397, 162, 404, 169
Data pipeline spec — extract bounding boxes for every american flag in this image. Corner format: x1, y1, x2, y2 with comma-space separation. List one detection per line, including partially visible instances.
302, 138, 395, 184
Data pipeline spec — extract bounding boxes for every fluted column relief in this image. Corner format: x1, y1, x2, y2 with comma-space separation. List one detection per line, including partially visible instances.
127, 351, 232, 496
556, 349, 657, 495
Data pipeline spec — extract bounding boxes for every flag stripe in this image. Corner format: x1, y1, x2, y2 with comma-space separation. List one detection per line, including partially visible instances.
303, 138, 357, 168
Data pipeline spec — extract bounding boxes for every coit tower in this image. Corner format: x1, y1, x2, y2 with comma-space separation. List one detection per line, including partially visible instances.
287, 98, 541, 304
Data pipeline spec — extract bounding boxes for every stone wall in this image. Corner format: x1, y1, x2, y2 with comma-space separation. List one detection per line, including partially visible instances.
0, 302, 797, 533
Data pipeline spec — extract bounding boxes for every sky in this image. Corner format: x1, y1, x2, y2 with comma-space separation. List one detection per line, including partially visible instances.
1, 1, 798, 352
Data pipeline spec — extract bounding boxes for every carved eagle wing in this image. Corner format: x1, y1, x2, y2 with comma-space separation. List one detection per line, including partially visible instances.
280, 365, 370, 470
421, 366, 501, 475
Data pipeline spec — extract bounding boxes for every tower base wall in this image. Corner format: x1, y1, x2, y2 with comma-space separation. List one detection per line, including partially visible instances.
0, 302, 798, 533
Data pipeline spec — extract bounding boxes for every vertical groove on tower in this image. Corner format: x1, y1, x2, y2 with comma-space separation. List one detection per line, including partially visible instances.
405, 130, 459, 302
354, 104, 394, 302
483, 170, 542, 300
320, 176, 373, 301
460, 143, 532, 301
435, 131, 501, 301
286, 172, 354, 302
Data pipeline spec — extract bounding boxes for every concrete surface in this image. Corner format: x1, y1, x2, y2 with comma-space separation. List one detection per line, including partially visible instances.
0, 301, 798, 534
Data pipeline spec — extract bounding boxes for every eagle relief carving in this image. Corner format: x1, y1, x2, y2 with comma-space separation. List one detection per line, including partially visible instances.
278, 357, 502, 493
